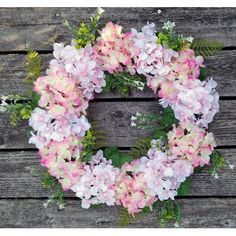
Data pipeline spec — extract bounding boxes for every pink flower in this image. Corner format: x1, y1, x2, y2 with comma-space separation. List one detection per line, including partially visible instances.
71, 151, 119, 208
94, 22, 139, 74
168, 121, 216, 167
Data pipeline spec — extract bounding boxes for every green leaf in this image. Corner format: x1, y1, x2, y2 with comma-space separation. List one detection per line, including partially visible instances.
157, 200, 181, 227
194, 166, 205, 174
130, 137, 152, 159
104, 147, 133, 167
191, 38, 224, 58
177, 178, 191, 196
209, 150, 225, 177
104, 72, 145, 96
198, 67, 207, 81
31, 92, 40, 108
118, 207, 133, 227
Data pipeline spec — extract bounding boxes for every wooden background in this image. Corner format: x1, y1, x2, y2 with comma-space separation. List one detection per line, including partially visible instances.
0, 8, 235, 228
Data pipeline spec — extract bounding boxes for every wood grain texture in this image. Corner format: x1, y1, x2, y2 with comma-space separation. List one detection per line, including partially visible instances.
0, 149, 235, 198
0, 198, 235, 228
0, 8, 236, 51
0, 100, 236, 149
0, 50, 236, 98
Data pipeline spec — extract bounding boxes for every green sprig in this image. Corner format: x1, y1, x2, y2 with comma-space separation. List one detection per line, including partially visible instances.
104, 72, 145, 96
191, 38, 224, 58
65, 7, 105, 48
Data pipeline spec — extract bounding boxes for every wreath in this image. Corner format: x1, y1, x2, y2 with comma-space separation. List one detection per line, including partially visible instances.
1, 8, 233, 226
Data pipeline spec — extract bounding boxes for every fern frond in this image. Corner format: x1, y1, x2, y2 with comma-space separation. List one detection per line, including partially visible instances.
191, 38, 224, 58
24, 50, 42, 88
130, 137, 152, 158
118, 207, 133, 227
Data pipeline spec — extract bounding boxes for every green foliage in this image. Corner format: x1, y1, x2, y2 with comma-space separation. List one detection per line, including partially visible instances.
24, 50, 42, 91
65, 8, 105, 48
209, 150, 225, 177
0, 50, 42, 127
177, 178, 191, 196
0, 95, 33, 126
194, 166, 205, 174
118, 207, 133, 227
198, 67, 207, 81
133, 107, 177, 132
191, 38, 224, 58
130, 137, 152, 159
158, 31, 187, 51
80, 123, 107, 162
104, 72, 145, 96
32, 169, 64, 209
157, 200, 181, 227
157, 23, 190, 51
104, 147, 133, 167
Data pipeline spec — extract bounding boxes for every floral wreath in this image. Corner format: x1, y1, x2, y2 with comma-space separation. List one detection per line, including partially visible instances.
1, 8, 233, 226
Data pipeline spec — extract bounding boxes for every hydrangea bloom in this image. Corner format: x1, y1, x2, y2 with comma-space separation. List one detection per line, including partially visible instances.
29, 108, 90, 149
34, 72, 88, 117
115, 159, 157, 216
132, 22, 178, 83
139, 144, 193, 201
71, 150, 119, 208
39, 135, 84, 191
167, 121, 216, 167
48, 43, 106, 100
158, 78, 219, 127
94, 22, 139, 74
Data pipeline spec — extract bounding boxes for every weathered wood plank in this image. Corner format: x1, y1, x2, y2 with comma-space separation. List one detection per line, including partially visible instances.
0, 149, 235, 198
0, 50, 235, 97
0, 198, 235, 227
0, 8, 236, 51
0, 100, 235, 149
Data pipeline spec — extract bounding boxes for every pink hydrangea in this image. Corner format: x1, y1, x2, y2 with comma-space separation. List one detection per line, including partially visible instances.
166, 49, 204, 82
158, 78, 219, 128
115, 159, 157, 216
94, 22, 139, 74
48, 43, 106, 100
29, 108, 91, 149
39, 135, 84, 191
71, 150, 119, 208
139, 143, 193, 201
167, 121, 216, 167
132, 23, 178, 85
34, 71, 88, 117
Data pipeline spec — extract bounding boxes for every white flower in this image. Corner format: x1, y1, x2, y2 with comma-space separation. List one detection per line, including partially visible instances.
131, 115, 137, 121
229, 164, 234, 170
162, 21, 176, 31
98, 7, 105, 15
131, 121, 137, 127
186, 36, 194, 43
136, 112, 142, 117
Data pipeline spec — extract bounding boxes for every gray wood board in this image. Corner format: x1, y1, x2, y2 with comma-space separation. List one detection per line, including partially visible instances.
0, 8, 236, 51
0, 198, 235, 227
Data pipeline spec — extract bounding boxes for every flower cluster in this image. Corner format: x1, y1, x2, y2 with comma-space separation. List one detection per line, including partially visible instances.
132, 22, 178, 82
116, 140, 193, 216
167, 121, 216, 167
115, 159, 157, 216
158, 78, 219, 127
71, 151, 119, 208
48, 43, 106, 100
29, 108, 90, 149
39, 135, 84, 191
94, 22, 139, 74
